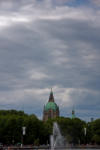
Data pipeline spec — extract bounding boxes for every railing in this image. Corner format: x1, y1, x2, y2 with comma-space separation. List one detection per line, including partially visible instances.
1, 145, 100, 150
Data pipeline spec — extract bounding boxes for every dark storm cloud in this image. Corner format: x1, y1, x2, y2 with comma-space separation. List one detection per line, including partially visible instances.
0, 0, 100, 120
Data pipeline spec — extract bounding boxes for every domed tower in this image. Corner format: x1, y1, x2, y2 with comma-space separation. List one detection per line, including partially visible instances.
43, 89, 59, 121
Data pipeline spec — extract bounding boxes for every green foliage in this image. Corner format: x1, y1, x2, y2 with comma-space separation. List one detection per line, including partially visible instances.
34, 138, 40, 146
0, 110, 99, 145
90, 119, 100, 144
0, 110, 50, 145
48, 117, 86, 145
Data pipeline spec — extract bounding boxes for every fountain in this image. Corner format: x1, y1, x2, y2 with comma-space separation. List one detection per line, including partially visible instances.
50, 122, 66, 149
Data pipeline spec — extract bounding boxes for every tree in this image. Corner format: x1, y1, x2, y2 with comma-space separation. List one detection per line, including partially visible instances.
90, 119, 100, 144
0, 110, 100, 145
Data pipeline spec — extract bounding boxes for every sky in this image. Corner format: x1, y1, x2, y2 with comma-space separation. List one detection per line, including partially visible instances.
0, 0, 100, 121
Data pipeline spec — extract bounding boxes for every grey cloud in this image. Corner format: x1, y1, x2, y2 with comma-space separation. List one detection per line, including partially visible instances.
90, 0, 100, 7
0, 0, 100, 120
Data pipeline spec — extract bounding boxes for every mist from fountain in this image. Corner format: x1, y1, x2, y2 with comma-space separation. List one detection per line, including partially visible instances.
50, 122, 66, 149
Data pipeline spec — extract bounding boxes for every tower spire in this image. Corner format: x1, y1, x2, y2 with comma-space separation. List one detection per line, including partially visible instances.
49, 88, 54, 102
72, 106, 75, 119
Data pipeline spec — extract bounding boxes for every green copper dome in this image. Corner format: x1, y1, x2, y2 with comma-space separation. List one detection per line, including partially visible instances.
44, 102, 58, 111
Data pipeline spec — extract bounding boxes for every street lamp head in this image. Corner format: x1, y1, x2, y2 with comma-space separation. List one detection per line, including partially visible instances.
22, 126, 26, 135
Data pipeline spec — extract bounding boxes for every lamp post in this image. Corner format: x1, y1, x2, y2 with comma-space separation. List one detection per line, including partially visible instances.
22, 126, 26, 147
84, 127, 87, 145
12, 136, 14, 145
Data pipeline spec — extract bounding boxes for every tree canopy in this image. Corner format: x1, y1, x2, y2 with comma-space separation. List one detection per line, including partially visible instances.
0, 110, 99, 145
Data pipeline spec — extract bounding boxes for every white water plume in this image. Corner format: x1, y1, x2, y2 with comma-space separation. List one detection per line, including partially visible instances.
50, 122, 66, 149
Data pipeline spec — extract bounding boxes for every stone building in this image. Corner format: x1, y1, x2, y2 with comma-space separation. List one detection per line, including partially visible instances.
43, 89, 59, 121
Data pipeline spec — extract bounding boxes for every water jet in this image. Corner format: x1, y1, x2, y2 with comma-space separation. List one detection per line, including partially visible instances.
50, 122, 66, 149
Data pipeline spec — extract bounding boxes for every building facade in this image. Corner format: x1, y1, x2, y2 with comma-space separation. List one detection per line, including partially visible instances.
43, 89, 59, 121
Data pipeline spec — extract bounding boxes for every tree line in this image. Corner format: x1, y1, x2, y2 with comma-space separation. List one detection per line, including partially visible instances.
0, 110, 100, 145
